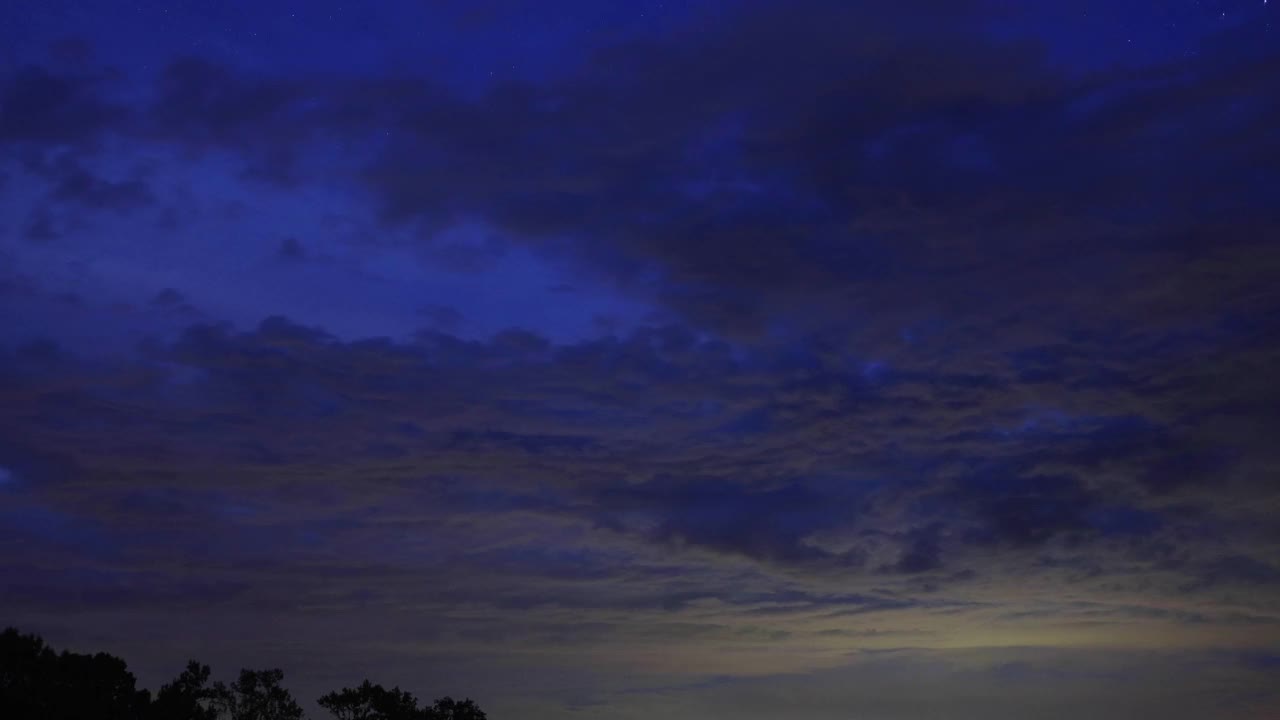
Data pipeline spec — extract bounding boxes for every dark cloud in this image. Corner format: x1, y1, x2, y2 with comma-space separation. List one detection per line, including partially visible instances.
0, 65, 125, 146
418, 304, 463, 331
44, 156, 153, 212
47, 36, 94, 67
1188, 555, 1280, 591
22, 207, 58, 241
0, 1, 1244, 369
150, 288, 185, 308
881, 523, 946, 575
3, 311, 1265, 596
960, 473, 1099, 548
276, 236, 306, 261
595, 477, 860, 568
4, 6, 1275, 345
0, 565, 249, 612
148, 57, 311, 182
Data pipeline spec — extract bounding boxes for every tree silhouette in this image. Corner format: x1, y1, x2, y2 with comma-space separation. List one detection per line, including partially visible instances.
56, 649, 152, 719
151, 661, 223, 720
426, 696, 487, 720
317, 682, 488, 720
317, 680, 423, 720
0, 627, 54, 718
1, 627, 151, 720
213, 668, 304, 720
2, 628, 489, 720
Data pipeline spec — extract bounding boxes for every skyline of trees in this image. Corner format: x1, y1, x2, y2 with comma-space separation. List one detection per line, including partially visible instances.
0, 628, 486, 720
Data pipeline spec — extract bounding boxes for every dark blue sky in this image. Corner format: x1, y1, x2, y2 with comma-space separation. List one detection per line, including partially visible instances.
2, 1, 1279, 718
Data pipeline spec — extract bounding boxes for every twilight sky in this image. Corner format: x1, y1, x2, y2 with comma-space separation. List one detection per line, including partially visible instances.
2, 1, 1279, 717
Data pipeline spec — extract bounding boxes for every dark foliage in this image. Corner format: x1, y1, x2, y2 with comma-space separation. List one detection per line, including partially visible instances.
0, 629, 488, 720
213, 668, 304, 720
316, 681, 488, 720
318, 681, 424, 720
426, 696, 487, 720
0, 627, 151, 720
151, 661, 222, 720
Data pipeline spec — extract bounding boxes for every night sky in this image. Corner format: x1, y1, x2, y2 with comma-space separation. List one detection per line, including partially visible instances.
2, 1, 1279, 718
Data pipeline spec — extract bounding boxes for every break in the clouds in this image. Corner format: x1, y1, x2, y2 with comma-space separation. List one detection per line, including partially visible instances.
2, 1, 1279, 718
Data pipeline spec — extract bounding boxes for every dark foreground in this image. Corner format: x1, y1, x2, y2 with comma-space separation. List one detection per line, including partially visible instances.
0, 627, 486, 720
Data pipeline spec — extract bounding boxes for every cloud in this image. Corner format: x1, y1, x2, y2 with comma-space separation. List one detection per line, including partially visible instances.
0, 65, 125, 146
151, 288, 186, 308
22, 208, 59, 242
276, 237, 306, 262
42, 155, 153, 213
2, 313, 1273, 611
539, 646, 1280, 720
